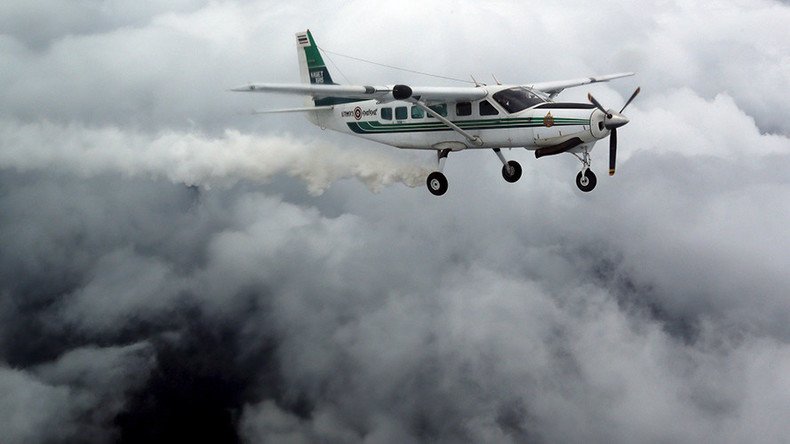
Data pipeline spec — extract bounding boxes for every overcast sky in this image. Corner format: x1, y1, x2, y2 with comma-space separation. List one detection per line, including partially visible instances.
1, 1, 788, 443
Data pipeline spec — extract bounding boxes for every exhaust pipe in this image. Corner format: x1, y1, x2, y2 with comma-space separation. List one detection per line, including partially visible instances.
535, 137, 584, 159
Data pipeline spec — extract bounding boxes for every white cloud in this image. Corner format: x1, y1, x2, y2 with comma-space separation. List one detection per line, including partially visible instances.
1, 0, 789, 442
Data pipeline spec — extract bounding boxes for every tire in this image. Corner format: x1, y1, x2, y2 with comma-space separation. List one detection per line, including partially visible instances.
575, 170, 597, 192
426, 171, 448, 196
502, 160, 522, 183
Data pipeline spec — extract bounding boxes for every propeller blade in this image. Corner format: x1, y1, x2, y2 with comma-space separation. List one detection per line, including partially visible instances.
609, 128, 617, 176
619, 87, 641, 113
587, 93, 607, 114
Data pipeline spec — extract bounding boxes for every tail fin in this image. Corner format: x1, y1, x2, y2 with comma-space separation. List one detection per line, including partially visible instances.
296, 30, 336, 86
295, 30, 363, 109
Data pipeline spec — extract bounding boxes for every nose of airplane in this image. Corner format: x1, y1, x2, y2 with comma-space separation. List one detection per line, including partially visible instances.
605, 111, 629, 129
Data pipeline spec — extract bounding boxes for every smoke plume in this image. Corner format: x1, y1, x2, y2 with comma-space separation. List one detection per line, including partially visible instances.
0, 119, 429, 194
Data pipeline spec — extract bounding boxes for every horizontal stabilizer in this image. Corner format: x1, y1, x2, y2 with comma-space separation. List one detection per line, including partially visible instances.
252, 105, 334, 114
232, 83, 390, 99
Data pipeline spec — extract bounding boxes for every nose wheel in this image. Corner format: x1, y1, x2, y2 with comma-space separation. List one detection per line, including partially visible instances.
575, 170, 597, 192
571, 148, 597, 192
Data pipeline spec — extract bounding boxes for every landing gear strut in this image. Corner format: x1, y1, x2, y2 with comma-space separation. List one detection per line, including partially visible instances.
426, 149, 450, 196
572, 148, 597, 192
425, 148, 523, 196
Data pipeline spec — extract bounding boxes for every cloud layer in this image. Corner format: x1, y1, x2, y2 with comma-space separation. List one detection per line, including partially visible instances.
1, 1, 788, 443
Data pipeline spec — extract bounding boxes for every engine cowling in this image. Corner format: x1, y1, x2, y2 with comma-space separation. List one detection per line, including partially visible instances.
589, 109, 610, 140
392, 84, 412, 100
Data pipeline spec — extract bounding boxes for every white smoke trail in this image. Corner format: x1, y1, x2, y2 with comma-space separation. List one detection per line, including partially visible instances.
0, 120, 430, 194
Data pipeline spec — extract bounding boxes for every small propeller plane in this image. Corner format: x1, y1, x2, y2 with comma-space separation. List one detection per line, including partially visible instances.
233, 30, 639, 196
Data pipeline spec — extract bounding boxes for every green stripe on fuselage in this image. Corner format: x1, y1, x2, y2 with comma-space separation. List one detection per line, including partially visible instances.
347, 118, 589, 134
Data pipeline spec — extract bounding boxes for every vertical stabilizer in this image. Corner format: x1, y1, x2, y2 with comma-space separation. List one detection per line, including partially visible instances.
295, 30, 359, 111
296, 30, 336, 86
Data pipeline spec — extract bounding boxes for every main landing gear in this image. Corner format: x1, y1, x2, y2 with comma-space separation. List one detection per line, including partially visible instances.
572, 148, 597, 192
495, 148, 522, 183
426, 171, 448, 196
425, 148, 522, 196
426, 149, 451, 196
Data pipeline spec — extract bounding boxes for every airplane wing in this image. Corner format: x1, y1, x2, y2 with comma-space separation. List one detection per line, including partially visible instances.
231, 83, 390, 100
407, 86, 487, 102
527, 72, 635, 95
231, 83, 486, 103
231, 73, 633, 105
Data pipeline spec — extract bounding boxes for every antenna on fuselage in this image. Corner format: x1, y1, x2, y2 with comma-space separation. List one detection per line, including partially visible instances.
492, 74, 502, 85
317, 45, 474, 84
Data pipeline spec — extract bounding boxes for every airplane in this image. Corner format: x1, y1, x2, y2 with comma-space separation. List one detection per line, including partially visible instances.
232, 30, 639, 196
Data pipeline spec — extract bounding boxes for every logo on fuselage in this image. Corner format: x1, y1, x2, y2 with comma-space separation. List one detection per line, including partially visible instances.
543, 112, 555, 128
342, 107, 377, 120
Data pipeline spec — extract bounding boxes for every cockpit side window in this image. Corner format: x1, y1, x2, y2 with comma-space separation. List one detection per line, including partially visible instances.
479, 100, 499, 116
492, 87, 545, 113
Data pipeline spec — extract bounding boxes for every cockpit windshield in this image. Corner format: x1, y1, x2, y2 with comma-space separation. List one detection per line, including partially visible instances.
492, 87, 545, 113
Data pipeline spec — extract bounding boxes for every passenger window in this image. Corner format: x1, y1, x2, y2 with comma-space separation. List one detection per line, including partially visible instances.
428, 103, 447, 117
411, 106, 424, 119
395, 106, 407, 120
456, 102, 472, 116
479, 100, 499, 116
381, 107, 392, 120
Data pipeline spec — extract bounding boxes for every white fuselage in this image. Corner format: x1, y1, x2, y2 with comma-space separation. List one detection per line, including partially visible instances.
307, 85, 610, 154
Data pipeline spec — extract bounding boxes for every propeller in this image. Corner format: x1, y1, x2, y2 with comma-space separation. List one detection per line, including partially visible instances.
587, 87, 640, 176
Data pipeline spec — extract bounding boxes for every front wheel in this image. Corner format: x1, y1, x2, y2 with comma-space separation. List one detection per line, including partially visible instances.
426, 171, 448, 196
575, 170, 597, 192
502, 160, 522, 183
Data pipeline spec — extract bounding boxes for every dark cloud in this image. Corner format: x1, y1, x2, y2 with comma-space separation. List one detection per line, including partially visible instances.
0, 1, 211, 50
113, 310, 281, 444
1, 1, 789, 443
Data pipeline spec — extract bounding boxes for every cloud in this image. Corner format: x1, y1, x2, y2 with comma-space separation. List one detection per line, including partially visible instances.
0, 1, 210, 49
0, 343, 154, 444
0, 0, 789, 442
0, 366, 80, 444
630, 89, 787, 159
1, 145, 789, 442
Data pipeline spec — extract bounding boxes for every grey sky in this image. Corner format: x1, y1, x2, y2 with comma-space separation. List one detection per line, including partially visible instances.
1, 1, 789, 443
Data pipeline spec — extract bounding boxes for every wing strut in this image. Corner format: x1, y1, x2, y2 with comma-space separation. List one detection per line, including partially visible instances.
408, 98, 484, 147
